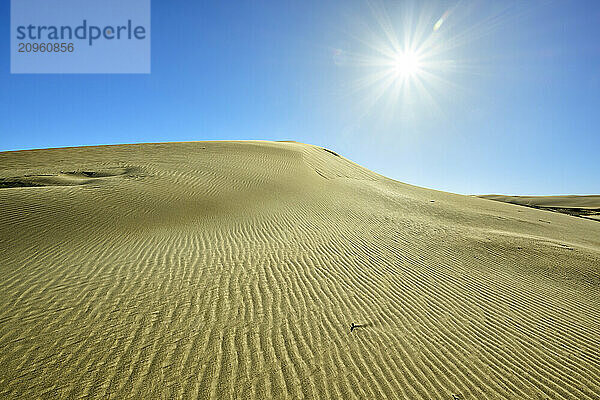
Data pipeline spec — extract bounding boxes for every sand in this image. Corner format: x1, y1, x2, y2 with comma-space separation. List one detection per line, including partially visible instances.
478, 194, 600, 222
0, 141, 599, 399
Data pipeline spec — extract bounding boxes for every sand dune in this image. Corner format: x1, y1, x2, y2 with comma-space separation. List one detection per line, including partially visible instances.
1, 141, 599, 399
479, 194, 600, 221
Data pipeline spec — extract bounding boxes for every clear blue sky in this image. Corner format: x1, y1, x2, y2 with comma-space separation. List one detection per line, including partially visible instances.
1, 0, 599, 195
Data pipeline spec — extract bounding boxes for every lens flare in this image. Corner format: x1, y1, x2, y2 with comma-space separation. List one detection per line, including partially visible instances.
434, 9, 451, 32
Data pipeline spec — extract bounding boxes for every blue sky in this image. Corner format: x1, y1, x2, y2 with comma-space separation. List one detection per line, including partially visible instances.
1, 0, 599, 195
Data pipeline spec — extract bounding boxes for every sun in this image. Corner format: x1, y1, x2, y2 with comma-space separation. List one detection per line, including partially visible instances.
331, 0, 486, 124
392, 51, 421, 78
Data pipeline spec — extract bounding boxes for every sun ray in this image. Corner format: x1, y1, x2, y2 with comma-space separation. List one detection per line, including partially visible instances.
332, 1, 483, 125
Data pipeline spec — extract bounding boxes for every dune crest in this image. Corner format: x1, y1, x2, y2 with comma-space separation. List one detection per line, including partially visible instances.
479, 194, 600, 221
1, 141, 599, 399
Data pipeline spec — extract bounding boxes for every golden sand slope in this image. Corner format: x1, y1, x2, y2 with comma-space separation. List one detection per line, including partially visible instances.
1, 141, 599, 399
478, 194, 600, 222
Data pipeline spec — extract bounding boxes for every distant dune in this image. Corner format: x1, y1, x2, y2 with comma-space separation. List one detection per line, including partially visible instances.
1, 141, 599, 399
478, 194, 600, 221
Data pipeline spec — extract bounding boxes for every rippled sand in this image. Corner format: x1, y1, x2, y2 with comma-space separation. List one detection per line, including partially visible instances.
1, 141, 599, 399
478, 194, 600, 222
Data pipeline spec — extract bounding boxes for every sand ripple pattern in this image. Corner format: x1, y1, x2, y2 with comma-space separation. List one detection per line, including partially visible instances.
1, 141, 599, 399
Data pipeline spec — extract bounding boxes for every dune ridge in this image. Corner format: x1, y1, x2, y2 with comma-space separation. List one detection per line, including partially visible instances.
1, 141, 599, 399
478, 194, 600, 222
